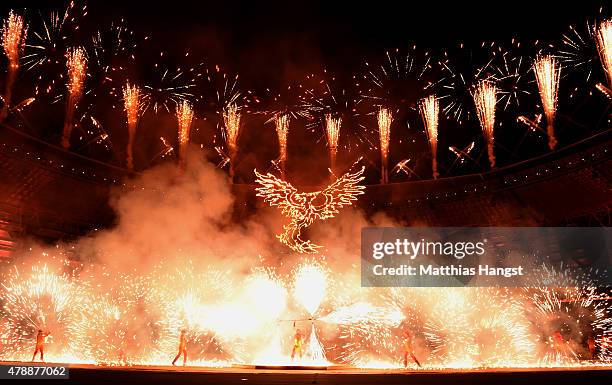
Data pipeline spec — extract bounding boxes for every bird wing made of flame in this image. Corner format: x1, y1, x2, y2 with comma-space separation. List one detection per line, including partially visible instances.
254, 170, 300, 216
316, 166, 366, 220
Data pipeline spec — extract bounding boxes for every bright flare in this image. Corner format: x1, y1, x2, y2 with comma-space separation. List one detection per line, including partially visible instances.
534, 55, 561, 150
293, 262, 327, 316
420, 95, 440, 179
377, 108, 393, 184
123, 82, 142, 171
595, 19, 612, 88
473, 80, 498, 168
62, 47, 87, 149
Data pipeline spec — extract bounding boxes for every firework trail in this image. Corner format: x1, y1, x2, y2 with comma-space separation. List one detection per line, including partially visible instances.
123, 82, 142, 170
377, 108, 393, 184
595, 19, 612, 91
472, 80, 498, 168
1, 11, 27, 122
176, 100, 194, 166
222, 103, 241, 181
274, 114, 290, 179
61, 47, 87, 149
419, 95, 440, 179
325, 114, 341, 175
534, 55, 561, 150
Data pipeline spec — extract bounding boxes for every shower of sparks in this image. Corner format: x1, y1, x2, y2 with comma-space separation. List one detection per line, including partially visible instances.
595, 19, 612, 88
222, 103, 241, 179
491, 51, 531, 110
377, 108, 393, 184
472, 80, 498, 168
274, 114, 290, 178
534, 55, 561, 150
123, 82, 142, 170
254, 167, 365, 254
61, 47, 87, 149
557, 22, 598, 85
176, 100, 194, 165
419, 95, 440, 179
325, 114, 342, 173
1, 11, 27, 121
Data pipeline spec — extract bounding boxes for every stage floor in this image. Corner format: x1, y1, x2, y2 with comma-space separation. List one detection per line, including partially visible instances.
2, 362, 612, 385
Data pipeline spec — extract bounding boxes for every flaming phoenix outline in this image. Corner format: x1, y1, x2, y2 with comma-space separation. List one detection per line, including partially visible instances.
254, 167, 365, 253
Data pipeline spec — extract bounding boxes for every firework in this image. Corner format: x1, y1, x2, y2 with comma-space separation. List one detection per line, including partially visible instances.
534, 55, 561, 150
324, 114, 341, 175
254, 167, 365, 254
274, 114, 290, 179
222, 103, 241, 181
176, 100, 194, 166
596, 19, 612, 87
0, 11, 27, 122
61, 47, 88, 149
377, 108, 393, 184
123, 82, 142, 170
419, 95, 440, 179
472, 80, 498, 168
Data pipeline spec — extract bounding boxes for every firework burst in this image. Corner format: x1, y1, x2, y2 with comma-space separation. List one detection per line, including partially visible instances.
123, 82, 142, 170
420, 95, 440, 179
61, 47, 87, 149
472, 80, 498, 168
534, 55, 561, 150
1, 11, 27, 121
595, 18, 612, 90
325, 114, 341, 174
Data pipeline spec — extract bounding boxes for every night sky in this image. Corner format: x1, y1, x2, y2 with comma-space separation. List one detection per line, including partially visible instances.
0, 1, 610, 185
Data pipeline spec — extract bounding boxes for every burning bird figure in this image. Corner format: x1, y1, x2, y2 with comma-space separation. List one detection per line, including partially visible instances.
595, 18, 612, 98
377, 108, 393, 184
0, 11, 27, 122
223, 103, 241, 181
324, 114, 341, 176
420, 95, 440, 179
123, 82, 142, 171
472, 80, 498, 168
176, 101, 194, 167
254, 167, 365, 253
275, 114, 290, 179
61, 47, 87, 149
534, 55, 561, 150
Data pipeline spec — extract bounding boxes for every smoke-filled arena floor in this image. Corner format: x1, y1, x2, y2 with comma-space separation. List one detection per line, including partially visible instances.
1, 361, 612, 385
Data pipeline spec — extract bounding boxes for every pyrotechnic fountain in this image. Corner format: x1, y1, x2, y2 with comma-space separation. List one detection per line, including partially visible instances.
324, 114, 341, 176
534, 55, 561, 150
473, 80, 498, 168
222, 103, 241, 182
0, 11, 26, 122
61, 47, 87, 149
123, 82, 142, 171
377, 108, 392, 184
274, 114, 290, 179
420, 95, 439, 179
176, 100, 194, 166
595, 19, 612, 96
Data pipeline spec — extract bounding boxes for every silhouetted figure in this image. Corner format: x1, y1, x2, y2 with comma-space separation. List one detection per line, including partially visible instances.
172, 329, 188, 366
291, 329, 303, 361
403, 330, 421, 368
31, 330, 50, 362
